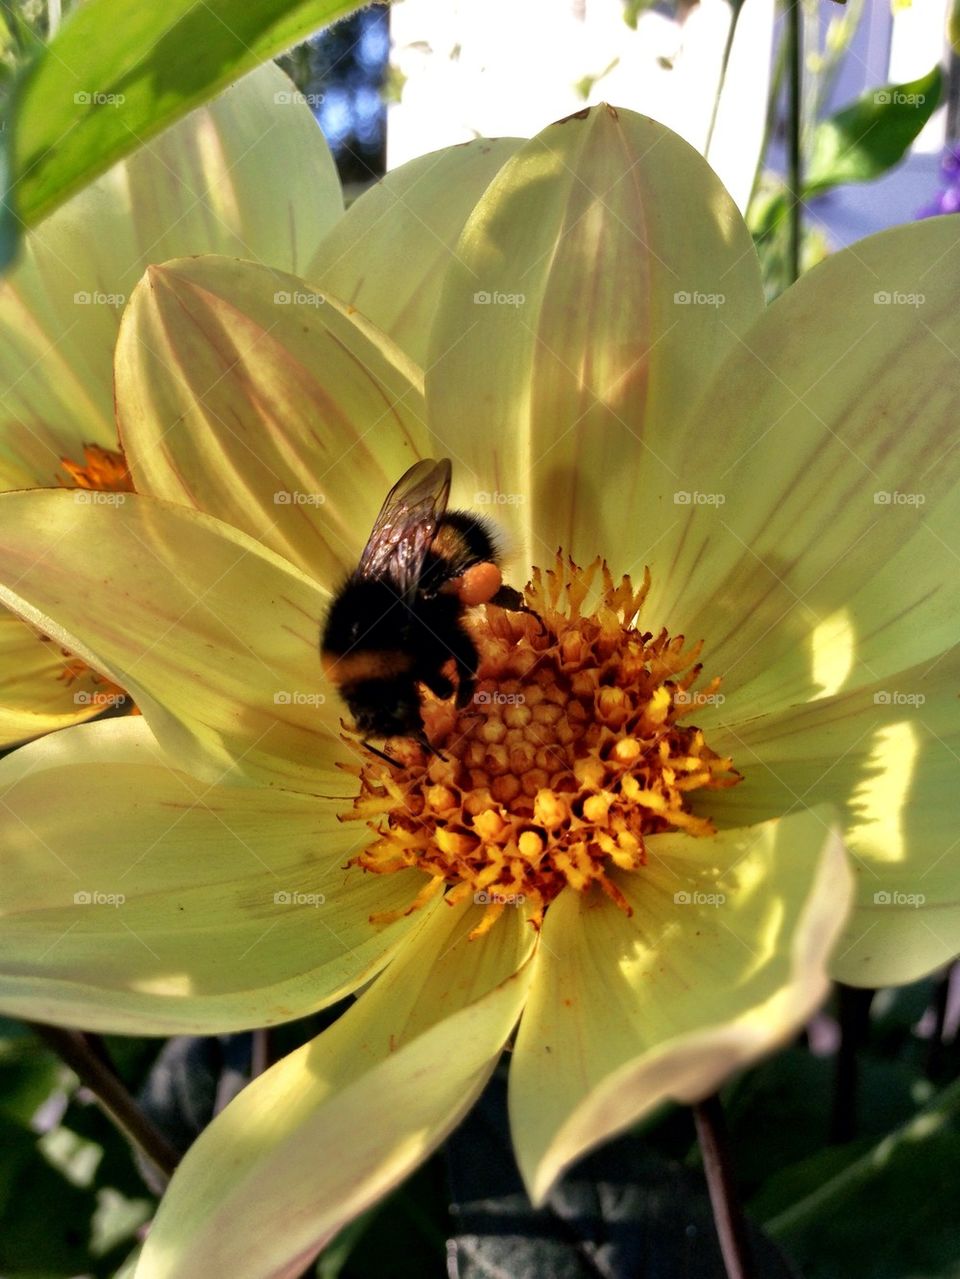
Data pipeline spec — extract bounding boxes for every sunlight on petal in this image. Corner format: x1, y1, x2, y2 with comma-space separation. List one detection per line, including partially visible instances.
308, 136, 520, 369
850, 721, 920, 867
811, 609, 856, 700
426, 106, 763, 572
131, 975, 195, 999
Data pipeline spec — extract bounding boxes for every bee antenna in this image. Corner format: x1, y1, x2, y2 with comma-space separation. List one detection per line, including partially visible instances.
362, 740, 403, 768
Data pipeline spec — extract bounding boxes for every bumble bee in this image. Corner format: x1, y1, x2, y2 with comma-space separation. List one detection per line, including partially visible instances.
320, 458, 528, 749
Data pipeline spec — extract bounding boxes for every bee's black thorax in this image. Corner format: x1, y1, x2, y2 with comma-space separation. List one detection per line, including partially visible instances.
321, 574, 481, 737
318, 459, 519, 743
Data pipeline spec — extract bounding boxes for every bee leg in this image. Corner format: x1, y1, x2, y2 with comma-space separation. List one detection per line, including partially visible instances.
442, 626, 480, 709
415, 728, 447, 761
488, 584, 545, 632
487, 584, 525, 610
456, 674, 478, 708
420, 669, 455, 701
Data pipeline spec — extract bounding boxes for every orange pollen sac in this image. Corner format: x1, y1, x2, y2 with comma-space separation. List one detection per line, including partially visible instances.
58, 443, 132, 492
344, 554, 741, 938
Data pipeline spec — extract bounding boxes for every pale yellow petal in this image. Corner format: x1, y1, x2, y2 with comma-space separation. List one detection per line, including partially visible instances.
707, 649, 960, 987
0, 489, 342, 793
641, 218, 960, 722
425, 105, 764, 569
135, 899, 537, 1279
308, 137, 522, 368
0, 64, 341, 490
510, 808, 850, 1202
117, 255, 427, 587
0, 608, 111, 746
0, 718, 427, 1033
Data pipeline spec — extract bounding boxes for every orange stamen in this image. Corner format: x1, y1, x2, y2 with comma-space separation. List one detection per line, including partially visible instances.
342, 554, 740, 938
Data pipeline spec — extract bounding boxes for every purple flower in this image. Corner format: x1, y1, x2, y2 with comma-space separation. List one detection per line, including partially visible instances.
917, 143, 960, 218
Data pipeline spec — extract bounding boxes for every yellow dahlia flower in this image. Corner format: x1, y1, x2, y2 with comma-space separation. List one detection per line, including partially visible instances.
0, 107, 956, 1278
0, 62, 343, 747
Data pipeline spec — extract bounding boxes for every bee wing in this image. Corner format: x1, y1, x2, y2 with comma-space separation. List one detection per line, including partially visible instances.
357, 458, 452, 598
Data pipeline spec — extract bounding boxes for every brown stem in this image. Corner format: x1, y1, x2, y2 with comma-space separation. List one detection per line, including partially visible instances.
830, 984, 874, 1143
28, 1022, 180, 1180
251, 1027, 270, 1078
693, 1092, 757, 1279
926, 963, 956, 1079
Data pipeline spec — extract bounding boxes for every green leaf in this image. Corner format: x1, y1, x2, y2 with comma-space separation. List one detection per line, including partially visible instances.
0, 0, 366, 266
0, 1035, 63, 1125
0, 1114, 102, 1277
804, 65, 943, 194
0, 3, 46, 62
315, 1207, 379, 1278
758, 1078, 960, 1279
723, 1048, 922, 1198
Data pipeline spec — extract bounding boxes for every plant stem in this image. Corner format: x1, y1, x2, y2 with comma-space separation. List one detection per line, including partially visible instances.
812, 0, 866, 118
28, 1022, 181, 1180
829, 984, 874, 1143
693, 1092, 757, 1279
704, 0, 745, 158
251, 1027, 270, 1078
746, 26, 788, 217
785, 0, 803, 283
926, 962, 956, 1079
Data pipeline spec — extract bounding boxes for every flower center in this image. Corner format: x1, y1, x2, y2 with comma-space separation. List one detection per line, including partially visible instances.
344, 555, 740, 937
58, 443, 132, 491
37, 444, 133, 703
